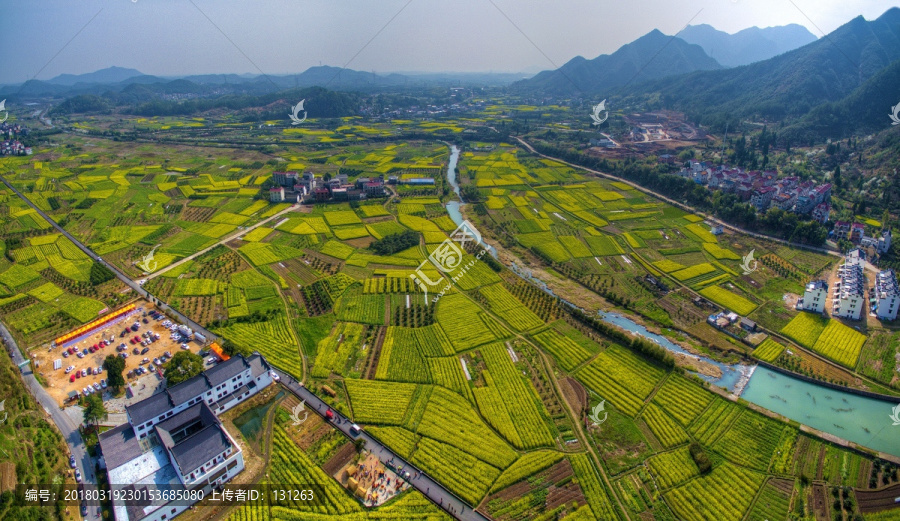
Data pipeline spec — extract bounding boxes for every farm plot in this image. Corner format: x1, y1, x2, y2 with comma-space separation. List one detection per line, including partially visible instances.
688, 399, 741, 445
409, 324, 456, 357
319, 239, 357, 260
641, 403, 689, 448
310, 322, 365, 377
478, 283, 543, 331
558, 236, 593, 258
415, 386, 518, 468
323, 210, 362, 226
576, 344, 665, 416
410, 436, 503, 506
334, 285, 385, 325
345, 379, 417, 425
651, 374, 713, 426
449, 257, 503, 290
476, 343, 555, 448
268, 426, 362, 517
699, 285, 758, 315
752, 338, 786, 362
427, 356, 473, 401
583, 234, 624, 256
365, 220, 408, 240
434, 293, 502, 351
239, 242, 303, 266
364, 426, 419, 460
215, 315, 299, 376
488, 450, 565, 493
647, 446, 700, 489
530, 328, 593, 371
745, 478, 793, 521
702, 243, 740, 260
653, 259, 686, 273
712, 409, 788, 471
670, 263, 716, 282
810, 319, 866, 368
27, 282, 64, 302
684, 223, 718, 243
665, 463, 766, 521
569, 453, 620, 521
779, 312, 828, 348
375, 327, 431, 384
173, 278, 220, 297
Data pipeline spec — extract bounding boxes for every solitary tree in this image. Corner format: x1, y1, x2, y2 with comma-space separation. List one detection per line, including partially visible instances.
104, 355, 125, 392
163, 351, 204, 385
82, 394, 106, 428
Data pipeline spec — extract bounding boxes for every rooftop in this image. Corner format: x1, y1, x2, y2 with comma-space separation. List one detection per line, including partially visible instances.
155, 403, 231, 474
126, 354, 269, 426
806, 280, 828, 292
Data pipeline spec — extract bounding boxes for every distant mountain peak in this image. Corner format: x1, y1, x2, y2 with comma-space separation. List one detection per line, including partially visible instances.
677, 23, 817, 67
513, 30, 721, 95
47, 66, 144, 86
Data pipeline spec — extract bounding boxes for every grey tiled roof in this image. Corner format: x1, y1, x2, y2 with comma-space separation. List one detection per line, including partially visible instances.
126, 355, 252, 425
98, 424, 142, 470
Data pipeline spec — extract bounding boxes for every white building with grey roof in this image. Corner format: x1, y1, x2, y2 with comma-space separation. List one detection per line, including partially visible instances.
872, 269, 900, 321
832, 250, 866, 320
99, 353, 274, 521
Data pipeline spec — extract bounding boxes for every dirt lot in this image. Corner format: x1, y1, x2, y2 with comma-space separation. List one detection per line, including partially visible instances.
30, 300, 207, 406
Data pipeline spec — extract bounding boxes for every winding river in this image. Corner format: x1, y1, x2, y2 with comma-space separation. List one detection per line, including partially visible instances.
442, 143, 900, 457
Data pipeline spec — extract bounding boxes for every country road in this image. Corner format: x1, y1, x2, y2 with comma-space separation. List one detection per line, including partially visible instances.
0, 322, 100, 521
145, 203, 299, 281
0, 174, 480, 521
276, 371, 489, 521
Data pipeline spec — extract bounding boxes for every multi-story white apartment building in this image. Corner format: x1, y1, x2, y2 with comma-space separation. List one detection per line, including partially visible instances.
872, 269, 900, 321
832, 249, 866, 320
99, 353, 274, 521
798, 280, 828, 313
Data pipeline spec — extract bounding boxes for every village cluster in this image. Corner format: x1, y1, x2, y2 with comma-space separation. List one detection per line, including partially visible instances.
266, 170, 435, 203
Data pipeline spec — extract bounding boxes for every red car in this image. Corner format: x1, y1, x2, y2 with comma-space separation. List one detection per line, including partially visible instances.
133, 336, 141, 343
75, 371, 81, 379
68, 347, 76, 354
93, 344, 99, 350
70, 374, 76, 382
130, 338, 136, 344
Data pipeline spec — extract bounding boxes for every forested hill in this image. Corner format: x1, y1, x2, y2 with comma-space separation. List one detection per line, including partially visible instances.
51, 86, 360, 120
634, 8, 900, 128
512, 29, 722, 95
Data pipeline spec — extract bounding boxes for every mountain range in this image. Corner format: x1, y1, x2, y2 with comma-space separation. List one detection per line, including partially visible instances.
676, 24, 817, 67
512, 29, 722, 95
635, 8, 900, 131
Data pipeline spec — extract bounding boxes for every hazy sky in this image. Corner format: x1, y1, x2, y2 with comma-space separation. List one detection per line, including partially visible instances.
1, 0, 896, 84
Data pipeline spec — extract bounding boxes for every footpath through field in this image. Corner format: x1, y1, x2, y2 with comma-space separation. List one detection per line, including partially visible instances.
144, 203, 300, 281
1, 174, 481, 521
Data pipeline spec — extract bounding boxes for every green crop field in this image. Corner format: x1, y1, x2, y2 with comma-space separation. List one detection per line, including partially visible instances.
699, 285, 758, 315
752, 338, 786, 362
670, 263, 716, 281
647, 446, 699, 489
666, 463, 766, 521
780, 312, 829, 348
652, 374, 713, 426
530, 328, 593, 371
810, 319, 866, 368
2, 113, 880, 521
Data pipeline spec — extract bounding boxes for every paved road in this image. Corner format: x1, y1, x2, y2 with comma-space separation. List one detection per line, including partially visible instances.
0, 323, 100, 521
2, 174, 480, 521
275, 370, 489, 521
145, 203, 299, 280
